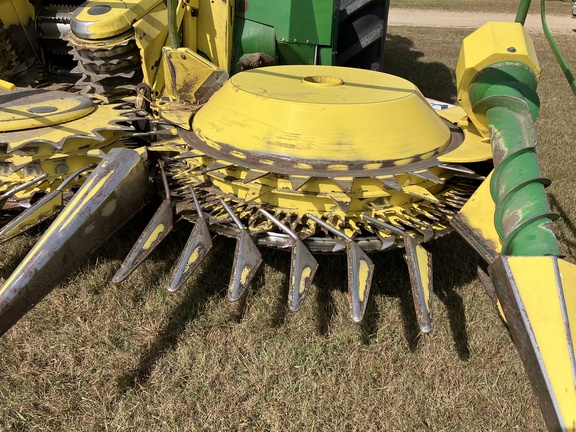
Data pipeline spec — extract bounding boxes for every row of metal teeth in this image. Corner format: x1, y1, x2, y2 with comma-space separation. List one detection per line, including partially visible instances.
161, 151, 479, 244
67, 31, 143, 100
0, 22, 36, 80
111, 188, 438, 332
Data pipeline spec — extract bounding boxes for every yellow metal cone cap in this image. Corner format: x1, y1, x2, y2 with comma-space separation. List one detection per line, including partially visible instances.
192, 65, 452, 174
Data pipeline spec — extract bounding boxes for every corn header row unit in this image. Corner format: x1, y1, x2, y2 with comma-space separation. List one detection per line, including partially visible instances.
0, 0, 574, 429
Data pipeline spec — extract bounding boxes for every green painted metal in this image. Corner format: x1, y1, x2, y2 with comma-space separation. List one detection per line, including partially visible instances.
234, 0, 336, 69
540, 0, 576, 95
167, 0, 180, 48
469, 62, 560, 257
235, 0, 335, 45
515, 0, 531, 25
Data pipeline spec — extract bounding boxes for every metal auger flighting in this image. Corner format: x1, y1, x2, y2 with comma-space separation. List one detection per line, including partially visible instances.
452, 21, 576, 429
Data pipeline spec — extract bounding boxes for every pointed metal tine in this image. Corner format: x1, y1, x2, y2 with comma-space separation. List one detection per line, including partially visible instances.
347, 241, 374, 323
0, 173, 48, 209
331, 177, 354, 193
158, 159, 170, 200
362, 214, 405, 236
409, 169, 444, 184
228, 229, 263, 302
307, 214, 374, 322
290, 176, 312, 191
112, 198, 174, 284
220, 198, 244, 230
403, 234, 434, 333
0, 148, 150, 336
168, 215, 213, 292
0, 190, 63, 244
437, 163, 476, 175
289, 239, 318, 312
243, 169, 269, 183
201, 161, 233, 174
377, 176, 402, 191
259, 209, 318, 311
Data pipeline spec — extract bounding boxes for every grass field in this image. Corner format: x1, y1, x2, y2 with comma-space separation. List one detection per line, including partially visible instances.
1, 8, 576, 432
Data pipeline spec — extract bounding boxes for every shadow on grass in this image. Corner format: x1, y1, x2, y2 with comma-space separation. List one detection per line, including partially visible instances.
549, 193, 576, 255
117, 235, 232, 391
427, 233, 479, 360
384, 33, 456, 103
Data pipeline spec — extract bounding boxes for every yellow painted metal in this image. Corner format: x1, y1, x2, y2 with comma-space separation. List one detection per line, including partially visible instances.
158, 139, 459, 239
193, 66, 451, 164
437, 119, 492, 163
133, 3, 168, 92
504, 256, 576, 429
71, 0, 163, 39
1, 104, 131, 152
0, 95, 95, 132
182, 0, 200, 52
0, 0, 34, 26
415, 243, 431, 305
0, 79, 15, 92
197, 0, 234, 72
0, 191, 63, 241
0, 101, 134, 200
161, 47, 226, 102
456, 22, 540, 138
452, 172, 502, 258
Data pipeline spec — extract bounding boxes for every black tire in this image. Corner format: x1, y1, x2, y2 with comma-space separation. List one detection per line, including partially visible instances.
336, 0, 390, 71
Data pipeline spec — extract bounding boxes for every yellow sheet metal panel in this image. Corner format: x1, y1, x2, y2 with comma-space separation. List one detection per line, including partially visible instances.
437, 119, 492, 163
505, 257, 576, 429
133, 3, 168, 89
197, 0, 234, 72
0, 0, 34, 26
193, 65, 452, 164
0, 93, 95, 132
450, 172, 501, 263
71, 0, 163, 39
456, 22, 540, 138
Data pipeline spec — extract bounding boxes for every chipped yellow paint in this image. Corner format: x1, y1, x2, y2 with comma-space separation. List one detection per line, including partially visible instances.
1, 169, 115, 291
143, 224, 165, 250
358, 259, 370, 302
230, 150, 247, 159
0, 192, 63, 241
72, 0, 162, 40
505, 257, 576, 428
293, 162, 313, 170
240, 266, 251, 285
193, 66, 451, 163
421, 151, 437, 160
363, 163, 382, 170
259, 159, 274, 166
455, 173, 502, 257
187, 247, 201, 268
101, 199, 117, 217
415, 243, 431, 304
327, 164, 349, 171
298, 267, 313, 294
57, 170, 115, 233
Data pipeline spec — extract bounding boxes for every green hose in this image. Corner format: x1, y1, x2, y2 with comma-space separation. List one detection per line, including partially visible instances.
167, 0, 180, 48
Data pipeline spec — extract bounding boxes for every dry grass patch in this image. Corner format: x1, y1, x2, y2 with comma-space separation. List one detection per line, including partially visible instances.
1, 26, 575, 431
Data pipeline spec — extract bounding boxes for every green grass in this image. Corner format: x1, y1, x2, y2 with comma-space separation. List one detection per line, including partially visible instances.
390, 0, 573, 14
1, 23, 576, 432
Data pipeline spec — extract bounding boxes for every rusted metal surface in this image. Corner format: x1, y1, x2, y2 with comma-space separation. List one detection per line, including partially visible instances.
0, 148, 150, 336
